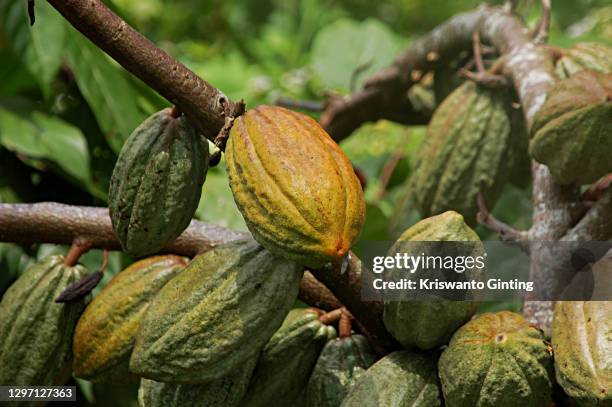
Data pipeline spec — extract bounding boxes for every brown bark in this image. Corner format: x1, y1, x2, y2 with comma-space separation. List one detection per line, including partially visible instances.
46, 0, 244, 143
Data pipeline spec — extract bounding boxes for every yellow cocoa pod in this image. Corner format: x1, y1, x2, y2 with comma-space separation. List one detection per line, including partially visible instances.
225, 106, 365, 268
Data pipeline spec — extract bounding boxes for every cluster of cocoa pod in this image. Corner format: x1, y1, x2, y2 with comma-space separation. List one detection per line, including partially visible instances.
0, 41, 610, 407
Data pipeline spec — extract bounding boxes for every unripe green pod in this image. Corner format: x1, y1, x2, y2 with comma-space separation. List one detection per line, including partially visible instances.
109, 108, 209, 257
0, 255, 87, 386
130, 239, 303, 383
383, 211, 482, 350
241, 308, 337, 407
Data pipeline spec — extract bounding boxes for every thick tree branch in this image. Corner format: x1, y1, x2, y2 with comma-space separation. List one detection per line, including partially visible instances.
320, 5, 494, 140
46, 0, 244, 143
0, 203, 372, 346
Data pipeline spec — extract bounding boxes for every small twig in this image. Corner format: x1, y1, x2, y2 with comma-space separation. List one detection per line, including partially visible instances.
213, 99, 246, 152
299, 271, 343, 311
275, 97, 325, 112
64, 239, 93, 267
56, 249, 109, 303
533, 0, 551, 44
477, 190, 529, 247
319, 308, 343, 325
377, 150, 404, 198
582, 173, 612, 202
472, 31, 486, 74
27, 0, 35, 25
339, 307, 352, 338
462, 69, 510, 87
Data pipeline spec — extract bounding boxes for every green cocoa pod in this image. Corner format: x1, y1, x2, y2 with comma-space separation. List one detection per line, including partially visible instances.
73, 255, 187, 384
306, 334, 378, 407
383, 211, 482, 350
0, 255, 87, 386
226, 105, 365, 268
341, 350, 442, 407
241, 308, 337, 407
438, 311, 554, 407
130, 239, 303, 383
138, 357, 257, 407
109, 108, 209, 258
411, 80, 529, 224
552, 301, 611, 406
530, 71, 612, 185
556, 42, 612, 79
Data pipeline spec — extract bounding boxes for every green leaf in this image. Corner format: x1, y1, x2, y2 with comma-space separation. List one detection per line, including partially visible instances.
311, 18, 404, 92
0, 1, 66, 96
64, 29, 146, 153
0, 101, 91, 187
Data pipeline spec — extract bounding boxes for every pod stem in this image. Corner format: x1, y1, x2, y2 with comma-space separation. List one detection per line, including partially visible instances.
339, 307, 352, 338
56, 249, 108, 303
319, 308, 342, 325
64, 238, 93, 267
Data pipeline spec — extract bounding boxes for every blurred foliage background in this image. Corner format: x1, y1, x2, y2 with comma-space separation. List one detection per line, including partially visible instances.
0, 0, 610, 404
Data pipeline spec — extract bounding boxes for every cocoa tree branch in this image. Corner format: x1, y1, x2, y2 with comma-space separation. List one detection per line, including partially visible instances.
45, 0, 244, 142
0, 202, 354, 343
320, 5, 495, 140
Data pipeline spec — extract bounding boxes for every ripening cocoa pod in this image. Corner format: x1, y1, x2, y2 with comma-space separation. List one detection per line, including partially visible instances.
341, 350, 442, 407
530, 71, 612, 185
225, 105, 365, 268
130, 239, 303, 383
438, 311, 554, 407
241, 308, 337, 407
137, 357, 257, 407
552, 301, 611, 406
109, 108, 209, 258
0, 255, 87, 386
73, 255, 187, 384
556, 42, 612, 79
383, 211, 482, 350
410, 80, 529, 225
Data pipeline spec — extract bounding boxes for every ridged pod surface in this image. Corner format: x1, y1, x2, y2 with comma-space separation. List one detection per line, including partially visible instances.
226, 105, 365, 268
306, 334, 378, 407
383, 211, 482, 350
552, 301, 611, 406
241, 308, 337, 407
411, 81, 529, 224
530, 71, 612, 185
0, 255, 87, 386
137, 357, 257, 407
109, 108, 209, 257
340, 350, 442, 407
438, 311, 553, 407
130, 239, 303, 383
73, 255, 187, 384
556, 42, 612, 79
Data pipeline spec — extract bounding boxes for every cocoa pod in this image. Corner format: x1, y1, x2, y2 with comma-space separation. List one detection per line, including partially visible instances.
130, 239, 303, 383
109, 108, 209, 257
411, 80, 529, 224
438, 311, 554, 407
556, 42, 612, 79
241, 308, 337, 407
341, 350, 442, 407
73, 255, 187, 384
306, 334, 377, 407
530, 70, 612, 185
0, 255, 87, 386
225, 105, 365, 268
383, 211, 482, 350
552, 301, 611, 406
138, 357, 257, 407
